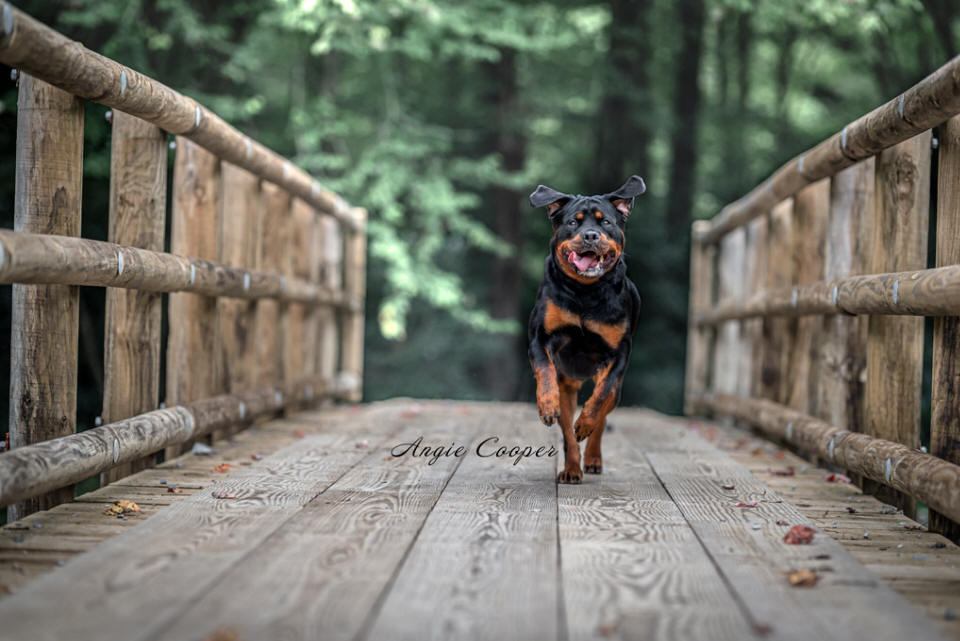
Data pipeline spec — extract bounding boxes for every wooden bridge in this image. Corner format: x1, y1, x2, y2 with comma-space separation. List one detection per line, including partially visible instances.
0, 4, 959, 640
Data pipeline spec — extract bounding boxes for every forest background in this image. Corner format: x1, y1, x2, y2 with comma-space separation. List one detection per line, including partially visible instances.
0, 0, 957, 430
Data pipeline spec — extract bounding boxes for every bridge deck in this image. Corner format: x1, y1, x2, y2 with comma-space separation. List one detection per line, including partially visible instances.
0, 400, 958, 641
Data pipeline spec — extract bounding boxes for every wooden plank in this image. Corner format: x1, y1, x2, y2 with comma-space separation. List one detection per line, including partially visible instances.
684, 221, 714, 414
816, 159, 874, 432
215, 163, 260, 435
931, 116, 960, 542
317, 214, 341, 392
638, 424, 947, 641
711, 228, 745, 399
154, 405, 482, 641
742, 216, 767, 400
0, 404, 412, 641
365, 404, 559, 641
252, 183, 289, 387
284, 199, 313, 412
341, 209, 367, 401
101, 112, 167, 484
786, 179, 829, 415
759, 200, 794, 404
558, 411, 757, 641
303, 205, 322, 404
8, 74, 84, 521
864, 131, 931, 516
166, 137, 221, 454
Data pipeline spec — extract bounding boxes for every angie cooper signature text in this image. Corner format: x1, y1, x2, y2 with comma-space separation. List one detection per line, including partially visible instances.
390, 436, 558, 466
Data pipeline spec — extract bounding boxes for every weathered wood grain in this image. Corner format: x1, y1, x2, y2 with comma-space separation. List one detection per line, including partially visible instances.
558, 411, 757, 641
317, 213, 341, 390
0, 3, 357, 226
283, 199, 313, 413
0, 403, 411, 641
711, 228, 745, 399
365, 404, 559, 641
102, 112, 167, 483
864, 132, 931, 516
931, 115, 960, 541
8, 74, 84, 520
639, 424, 947, 641
683, 221, 714, 414
251, 183, 288, 386
341, 208, 367, 401
155, 405, 482, 641
760, 200, 794, 404
744, 216, 767, 399
786, 179, 829, 415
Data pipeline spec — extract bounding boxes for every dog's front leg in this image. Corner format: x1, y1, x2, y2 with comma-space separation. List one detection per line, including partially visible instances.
575, 343, 629, 446
528, 331, 560, 426
557, 375, 583, 484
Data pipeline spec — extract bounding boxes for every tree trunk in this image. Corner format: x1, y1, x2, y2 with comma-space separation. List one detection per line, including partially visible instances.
483, 49, 526, 401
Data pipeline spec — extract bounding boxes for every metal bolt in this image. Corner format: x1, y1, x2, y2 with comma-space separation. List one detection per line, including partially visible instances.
932, 137, 940, 150
9, 68, 17, 82
105, 110, 113, 123
169, 139, 177, 151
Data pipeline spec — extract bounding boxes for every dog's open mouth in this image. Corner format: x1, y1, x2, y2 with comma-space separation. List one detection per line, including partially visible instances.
566, 249, 616, 277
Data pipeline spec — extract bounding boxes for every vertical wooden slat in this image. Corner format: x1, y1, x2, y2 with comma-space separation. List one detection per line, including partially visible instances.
8, 75, 84, 520
740, 216, 766, 401
216, 163, 260, 433
101, 112, 167, 484
746, 216, 768, 399
303, 206, 322, 405
253, 183, 290, 388
283, 199, 313, 412
341, 209, 367, 402
864, 131, 932, 517
759, 199, 794, 404
317, 214, 341, 396
683, 221, 713, 414
816, 160, 874, 428
786, 179, 829, 415
711, 228, 745, 402
931, 116, 960, 540
166, 138, 221, 455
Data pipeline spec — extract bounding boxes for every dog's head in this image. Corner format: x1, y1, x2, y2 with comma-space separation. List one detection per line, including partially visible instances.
529, 175, 645, 284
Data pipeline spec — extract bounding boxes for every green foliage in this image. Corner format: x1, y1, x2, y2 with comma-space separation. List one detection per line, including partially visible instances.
0, 0, 955, 415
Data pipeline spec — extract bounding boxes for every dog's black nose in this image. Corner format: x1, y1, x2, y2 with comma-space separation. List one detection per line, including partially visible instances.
582, 230, 601, 243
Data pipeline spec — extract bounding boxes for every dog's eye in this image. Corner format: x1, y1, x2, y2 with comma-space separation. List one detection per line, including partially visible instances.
567, 219, 577, 227
601, 219, 610, 226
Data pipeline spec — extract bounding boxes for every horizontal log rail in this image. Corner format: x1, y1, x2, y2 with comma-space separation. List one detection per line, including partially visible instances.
697, 54, 960, 245
0, 374, 358, 507
0, 2, 360, 230
0, 229, 361, 310
695, 393, 960, 525
694, 263, 960, 325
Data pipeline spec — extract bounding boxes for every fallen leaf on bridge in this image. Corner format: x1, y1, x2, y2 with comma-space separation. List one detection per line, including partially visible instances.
735, 500, 759, 508
293, 429, 305, 439
213, 463, 231, 473
786, 568, 819, 587
776, 520, 790, 526
167, 486, 182, 494
202, 628, 239, 641
904, 524, 925, 531
769, 467, 795, 476
212, 491, 238, 500
103, 500, 140, 516
721, 483, 735, 490
823, 473, 851, 483
784, 525, 817, 544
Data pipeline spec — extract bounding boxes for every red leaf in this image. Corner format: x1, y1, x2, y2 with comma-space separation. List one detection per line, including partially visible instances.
735, 500, 759, 508
823, 473, 851, 483
784, 525, 817, 545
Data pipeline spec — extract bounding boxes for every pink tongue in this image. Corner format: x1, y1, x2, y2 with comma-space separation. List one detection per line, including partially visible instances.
569, 251, 599, 271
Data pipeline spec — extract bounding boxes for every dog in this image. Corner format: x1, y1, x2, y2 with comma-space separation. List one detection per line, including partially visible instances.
527, 175, 644, 484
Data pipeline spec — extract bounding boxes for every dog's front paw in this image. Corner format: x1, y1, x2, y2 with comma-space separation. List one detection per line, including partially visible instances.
557, 464, 583, 484
583, 455, 603, 474
574, 415, 598, 442
537, 393, 561, 426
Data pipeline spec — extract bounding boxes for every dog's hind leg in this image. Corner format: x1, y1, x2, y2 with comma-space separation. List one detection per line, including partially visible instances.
556, 375, 583, 484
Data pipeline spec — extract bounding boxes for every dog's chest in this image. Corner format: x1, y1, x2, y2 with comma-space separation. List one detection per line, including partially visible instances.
544, 299, 626, 349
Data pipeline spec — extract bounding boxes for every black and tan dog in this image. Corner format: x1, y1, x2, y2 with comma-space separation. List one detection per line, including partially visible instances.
527, 176, 645, 484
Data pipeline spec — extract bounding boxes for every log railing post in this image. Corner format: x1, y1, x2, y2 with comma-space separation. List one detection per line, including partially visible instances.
283, 199, 313, 412
101, 112, 168, 484
786, 179, 829, 415
254, 183, 290, 389
8, 75, 84, 520
760, 199, 794, 404
166, 138, 221, 454
864, 132, 932, 517
931, 116, 960, 540
684, 221, 713, 414
317, 214, 341, 396
745, 216, 768, 399
216, 163, 260, 434
711, 228, 745, 404
341, 209, 367, 402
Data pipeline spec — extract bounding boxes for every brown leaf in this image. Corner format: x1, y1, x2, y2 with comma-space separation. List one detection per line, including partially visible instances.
293, 429, 305, 439
251, 454, 263, 461
212, 491, 238, 500
776, 520, 790, 526
823, 473, 851, 483
735, 500, 759, 508
213, 463, 231, 473
784, 525, 817, 545
202, 628, 239, 641
769, 467, 795, 477
786, 568, 818, 587
167, 486, 182, 494
104, 500, 140, 516
750, 447, 764, 457
774, 451, 787, 460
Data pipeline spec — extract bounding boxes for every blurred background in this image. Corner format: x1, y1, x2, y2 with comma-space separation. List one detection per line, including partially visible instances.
0, 0, 958, 430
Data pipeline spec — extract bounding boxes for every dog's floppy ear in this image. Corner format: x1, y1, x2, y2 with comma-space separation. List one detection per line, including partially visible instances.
605, 175, 646, 216
529, 184, 570, 216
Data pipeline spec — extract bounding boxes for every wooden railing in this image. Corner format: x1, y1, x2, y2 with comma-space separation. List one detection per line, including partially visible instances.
685, 54, 960, 540
0, 3, 366, 520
